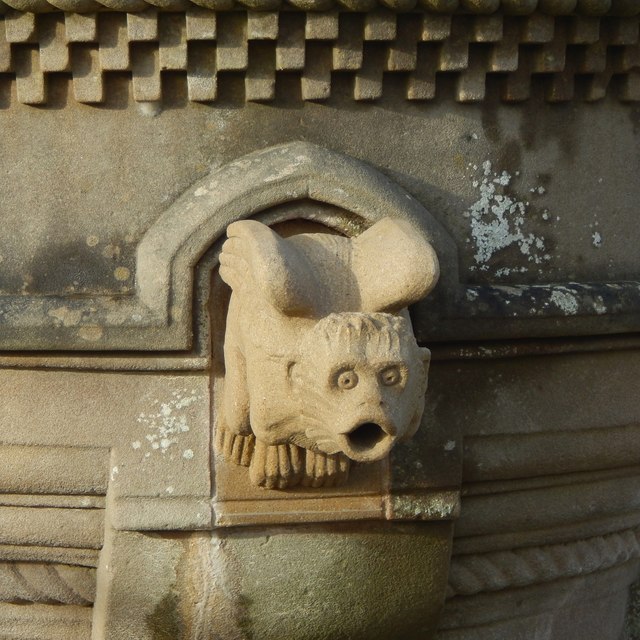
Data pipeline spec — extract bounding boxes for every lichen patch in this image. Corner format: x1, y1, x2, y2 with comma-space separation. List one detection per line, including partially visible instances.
136, 389, 201, 458
48, 306, 83, 327
592, 231, 603, 248
464, 160, 550, 273
550, 289, 579, 315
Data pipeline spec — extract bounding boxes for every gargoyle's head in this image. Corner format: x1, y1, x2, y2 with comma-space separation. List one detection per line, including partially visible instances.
288, 312, 430, 463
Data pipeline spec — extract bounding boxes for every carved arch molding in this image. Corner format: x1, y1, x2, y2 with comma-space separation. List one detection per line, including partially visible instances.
0, 141, 454, 353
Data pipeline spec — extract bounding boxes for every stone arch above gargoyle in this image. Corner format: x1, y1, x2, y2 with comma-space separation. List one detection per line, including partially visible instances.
0, 142, 456, 353
136, 141, 458, 350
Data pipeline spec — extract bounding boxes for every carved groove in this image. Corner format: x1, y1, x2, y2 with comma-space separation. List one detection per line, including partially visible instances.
447, 528, 640, 598
0, 563, 96, 605
0, 11, 638, 105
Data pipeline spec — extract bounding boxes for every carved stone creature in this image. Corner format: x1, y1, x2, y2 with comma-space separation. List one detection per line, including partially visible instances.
216, 217, 439, 489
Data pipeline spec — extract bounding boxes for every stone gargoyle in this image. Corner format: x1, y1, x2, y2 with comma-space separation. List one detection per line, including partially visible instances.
215, 217, 439, 489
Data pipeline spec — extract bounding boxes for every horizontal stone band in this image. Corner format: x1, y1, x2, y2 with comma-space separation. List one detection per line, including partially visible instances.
447, 527, 640, 598
1, 0, 640, 15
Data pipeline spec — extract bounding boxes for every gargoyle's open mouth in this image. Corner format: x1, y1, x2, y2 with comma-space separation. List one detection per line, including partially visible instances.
348, 422, 386, 450
341, 422, 394, 462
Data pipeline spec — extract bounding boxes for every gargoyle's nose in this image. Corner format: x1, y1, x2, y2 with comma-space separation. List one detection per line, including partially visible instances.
341, 422, 395, 463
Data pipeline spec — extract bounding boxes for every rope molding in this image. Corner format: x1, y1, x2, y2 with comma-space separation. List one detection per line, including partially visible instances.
0, 0, 639, 15
4, 532, 638, 603
447, 527, 640, 598
0, 563, 96, 605
1, 531, 639, 604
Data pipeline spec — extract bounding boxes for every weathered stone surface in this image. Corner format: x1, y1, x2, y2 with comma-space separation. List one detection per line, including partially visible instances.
0, 1, 638, 638
202, 522, 452, 640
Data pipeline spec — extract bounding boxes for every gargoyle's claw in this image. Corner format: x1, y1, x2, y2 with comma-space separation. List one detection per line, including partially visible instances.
302, 450, 350, 488
215, 424, 255, 467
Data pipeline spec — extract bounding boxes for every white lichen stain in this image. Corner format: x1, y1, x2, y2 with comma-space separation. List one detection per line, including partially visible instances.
137, 390, 200, 458
194, 187, 208, 197
183, 449, 194, 460
593, 296, 607, 315
592, 231, 603, 248
110, 466, 119, 481
444, 440, 456, 451
166, 486, 174, 494
102, 244, 121, 260
464, 161, 550, 273
132, 441, 141, 449
114, 266, 130, 282
495, 266, 528, 277
550, 289, 579, 315
20, 274, 33, 295
393, 494, 457, 519
138, 101, 162, 117
49, 306, 83, 327
78, 326, 103, 341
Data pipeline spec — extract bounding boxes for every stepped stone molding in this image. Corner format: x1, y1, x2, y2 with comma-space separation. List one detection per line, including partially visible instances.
447, 527, 640, 597
1, 0, 640, 15
0, 10, 639, 105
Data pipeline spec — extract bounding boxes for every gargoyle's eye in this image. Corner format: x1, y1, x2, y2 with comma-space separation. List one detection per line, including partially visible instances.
380, 366, 402, 386
336, 370, 358, 390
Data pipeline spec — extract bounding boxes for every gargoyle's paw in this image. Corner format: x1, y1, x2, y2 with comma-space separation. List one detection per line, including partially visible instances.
219, 251, 250, 292
225, 222, 278, 264
226, 219, 274, 243
215, 424, 236, 459
302, 450, 350, 488
231, 433, 255, 467
249, 441, 306, 489
215, 425, 255, 467
302, 449, 321, 488
214, 422, 226, 453
287, 444, 305, 488
324, 452, 351, 488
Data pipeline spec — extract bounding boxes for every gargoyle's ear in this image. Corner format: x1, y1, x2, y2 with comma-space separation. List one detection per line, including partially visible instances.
352, 218, 439, 313
220, 220, 320, 317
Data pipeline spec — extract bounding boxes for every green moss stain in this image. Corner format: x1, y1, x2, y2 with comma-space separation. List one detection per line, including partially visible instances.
147, 592, 183, 640
623, 579, 640, 640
